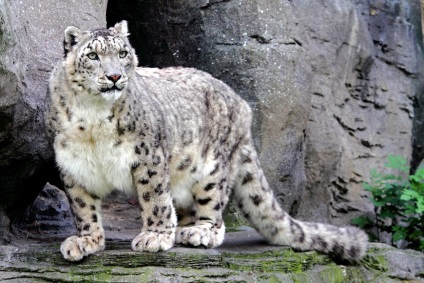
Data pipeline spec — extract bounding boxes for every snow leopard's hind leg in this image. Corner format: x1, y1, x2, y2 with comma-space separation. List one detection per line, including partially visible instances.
233, 141, 368, 261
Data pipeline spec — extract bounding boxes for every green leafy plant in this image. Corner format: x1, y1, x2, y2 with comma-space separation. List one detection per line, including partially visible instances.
352, 155, 424, 251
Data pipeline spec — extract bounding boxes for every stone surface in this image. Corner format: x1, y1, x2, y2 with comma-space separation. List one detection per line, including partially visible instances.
412, 0, 424, 171
16, 183, 75, 237
298, 0, 424, 225
14, 185, 142, 239
0, 0, 107, 239
0, 207, 11, 245
101, 191, 143, 233
0, 231, 423, 282
106, 0, 424, 226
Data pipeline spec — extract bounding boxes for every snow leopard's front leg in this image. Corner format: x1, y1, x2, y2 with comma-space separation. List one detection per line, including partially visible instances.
131, 146, 177, 252
175, 160, 228, 248
60, 175, 105, 261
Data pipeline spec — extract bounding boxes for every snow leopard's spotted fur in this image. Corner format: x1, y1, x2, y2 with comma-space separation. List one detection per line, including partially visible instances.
45, 21, 368, 262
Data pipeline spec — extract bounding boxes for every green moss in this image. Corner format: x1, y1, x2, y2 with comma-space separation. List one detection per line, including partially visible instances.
223, 249, 333, 274
291, 273, 311, 283
4, 239, 416, 282
257, 273, 289, 283
343, 267, 369, 283
63, 265, 159, 282
317, 266, 345, 283
362, 254, 389, 272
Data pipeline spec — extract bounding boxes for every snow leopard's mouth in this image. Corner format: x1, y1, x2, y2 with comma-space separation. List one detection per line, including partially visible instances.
99, 85, 123, 93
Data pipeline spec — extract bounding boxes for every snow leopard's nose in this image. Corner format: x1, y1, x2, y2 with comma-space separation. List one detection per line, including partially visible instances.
107, 74, 121, 83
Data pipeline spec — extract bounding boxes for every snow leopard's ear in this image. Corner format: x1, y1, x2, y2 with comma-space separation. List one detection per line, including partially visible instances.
112, 20, 129, 37
63, 26, 82, 57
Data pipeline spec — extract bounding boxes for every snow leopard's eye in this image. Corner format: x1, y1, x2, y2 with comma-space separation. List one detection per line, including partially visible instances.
119, 51, 128, 58
87, 52, 99, 60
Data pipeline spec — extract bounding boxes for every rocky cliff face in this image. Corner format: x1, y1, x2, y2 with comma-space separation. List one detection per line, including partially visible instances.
0, 0, 107, 241
298, 0, 424, 225
0, 0, 423, 241
107, 0, 424, 226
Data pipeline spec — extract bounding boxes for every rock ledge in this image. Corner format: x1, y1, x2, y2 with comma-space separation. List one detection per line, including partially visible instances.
1, 231, 423, 282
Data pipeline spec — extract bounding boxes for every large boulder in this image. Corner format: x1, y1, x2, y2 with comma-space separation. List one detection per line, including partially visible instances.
0, 1, 107, 240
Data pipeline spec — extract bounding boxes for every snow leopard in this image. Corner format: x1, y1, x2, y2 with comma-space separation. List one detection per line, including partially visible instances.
45, 21, 368, 262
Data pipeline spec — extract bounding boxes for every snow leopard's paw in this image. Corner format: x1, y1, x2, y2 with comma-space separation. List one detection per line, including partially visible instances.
131, 230, 175, 252
61, 231, 105, 261
176, 223, 225, 248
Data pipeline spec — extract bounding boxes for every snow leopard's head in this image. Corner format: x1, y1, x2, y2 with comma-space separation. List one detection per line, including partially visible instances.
62, 21, 138, 102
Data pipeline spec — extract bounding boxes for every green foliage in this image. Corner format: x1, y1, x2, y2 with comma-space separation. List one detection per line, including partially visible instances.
352, 155, 424, 251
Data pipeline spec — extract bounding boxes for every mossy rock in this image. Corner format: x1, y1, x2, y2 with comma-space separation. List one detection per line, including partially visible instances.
1, 231, 423, 282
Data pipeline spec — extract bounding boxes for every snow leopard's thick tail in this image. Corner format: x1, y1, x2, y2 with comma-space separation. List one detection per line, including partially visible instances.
233, 142, 368, 261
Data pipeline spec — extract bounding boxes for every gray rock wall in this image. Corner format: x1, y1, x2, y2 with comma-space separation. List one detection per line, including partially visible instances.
108, 0, 424, 225
412, 0, 424, 170
0, 0, 107, 239
299, 0, 424, 225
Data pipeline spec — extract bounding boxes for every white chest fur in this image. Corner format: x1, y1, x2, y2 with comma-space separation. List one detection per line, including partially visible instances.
55, 101, 136, 198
